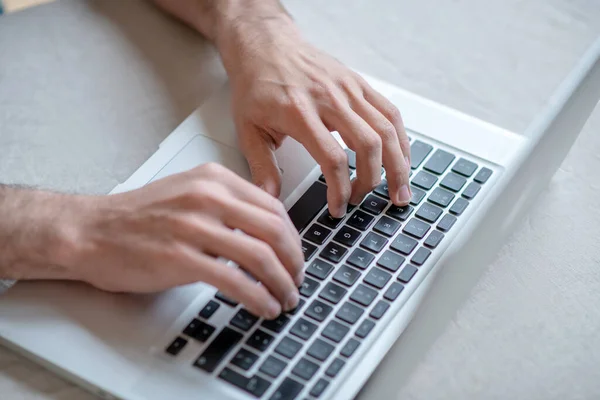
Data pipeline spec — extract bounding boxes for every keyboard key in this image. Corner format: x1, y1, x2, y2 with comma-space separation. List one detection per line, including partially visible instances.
219, 367, 271, 398
390, 233, 418, 255
292, 357, 319, 381
437, 214, 457, 232
288, 182, 328, 233
347, 248, 375, 270
231, 348, 259, 371
363, 267, 392, 289
428, 187, 455, 208
423, 149, 455, 175
345, 148, 357, 169
412, 170, 438, 190
410, 141, 433, 169
287, 299, 305, 315
452, 158, 478, 177
416, 202, 443, 223
347, 210, 375, 231
424, 230, 444, 249
462, 182, 481, 200
183, 318, 215, 342
274, 337, 303, 359
307, 338, 335, 361
333, 265, 361, 287
440, 172, 467, 192
333, 225, 362, 247
290, 318, 318, 341
165, 336, 187, 356
320, 242, 347, 264
474, 167, 493, 183
384, 282, 404, 301
377, 250, 405, 272
215, 291, 238, 307
268, 378, 304, 400
304, 224, 332, 245
199, 300, 220, 319
246, 329, 275, 352
299, 277, 320, 298
350, 284, 378, 307
450, 197, 469, 216
386, 204, 413, 221
360, 194, 388, 215
262, 314, 290, 333
305, 299, 333, 322
319, 282, 348, 304
301, 240, 318, 262
410, 186, 426, 205
325, 358, 346, 378
317, 210, 343, 229
322, 320, 350, 343
193, 327, 243, 373
306, 259, 334, 280
398, 265, 418, 283
374, 180, 390, 199
260, 355, 287, 378
370, 300, 390, 320
336, 302, 364, 325
373, 216, 401, 237
230, 309, 259, 332
340, 338, 361, 357
355, 319, 376, 338
310, 378, 330, 398
403, 218, 431, 239
360, 232, 388, 253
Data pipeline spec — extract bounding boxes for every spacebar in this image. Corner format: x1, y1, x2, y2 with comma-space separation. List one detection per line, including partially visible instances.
287, 181, 328, 233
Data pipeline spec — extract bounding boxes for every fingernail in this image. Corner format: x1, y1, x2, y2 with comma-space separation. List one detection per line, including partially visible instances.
284, 290, 300, 311
399, 184, 411, 204
404, 156, 410, 169
294, 270, 305, 287
265, 297, 282, 319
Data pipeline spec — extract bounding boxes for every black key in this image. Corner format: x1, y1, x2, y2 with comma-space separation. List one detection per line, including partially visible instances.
410, 141, 433, 169
360, 194, 388, 215
325, 358, 346, 378
306, 259, 334, 280
452, 158, 478, 177
193, 327, 243, 373
390, 233, 418, 255
410, 186, 427, 205
199, 300, 220, 319
215, 291, 238, 307
428, 187, 455, 208
450, 197, 469, 216
292, 357, 319, 381
290, 318, 318, 341
416, 202, 443, 223
360, 232, 388, 253
374, 180, 390, 199
377, 250, 405, 272
412, 171, 437, 190
260, 355, 287, 378
383, 282, 404, 301
474, 167, 493, 183
424, 230, 444, 249
310, 378, 330, 398
230, 309, 259, 332
347, 248, 375, 270
423, 149, 455, 175
347, 204, 357, 212
373, 216, 401, 237
304, 224, 332, 245
318, 174, 327, 183
307, 338, 335, 361
386, 204, 413, 221
219, 368, 271, 398
333, 265, 361, 287
246, 329, 275, 352
345, 148, 357, 169
231, 348, 259, 371
299, 277, 320, 298
403, 218, 431, 239
340, 338, 361, 358
398, 265, 418, 283
317, 210, 343, 229
320, 242, 347, 264
462, 182, 481, 200
165, 336, 187, 356
301, 240, 318, 262
261, 314, 290, 333
350, 284, 378, 307
269, 377, 304, 400
355, 319, 376, 338
319, 282, 348, 304
333, 225, 362, 247
305, 299, 333, 322
322, 320, 350, 343
336, 302, 364, 325
370, 300, 390, 319
183, 318, 216, 342
287, 299, 306, 315
274, 337, 303, 359
288, 182, 328, 233
363, 267, 392, 289
437, 214, 457, 232
440, 172, 467, 192
347, 210, 375, 231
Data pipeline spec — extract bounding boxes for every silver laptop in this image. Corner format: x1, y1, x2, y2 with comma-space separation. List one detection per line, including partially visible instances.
1, 38, 599, 400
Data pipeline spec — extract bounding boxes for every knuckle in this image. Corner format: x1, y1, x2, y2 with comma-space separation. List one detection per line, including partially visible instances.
359, 133, 382, 153
376, 120, 397, 142
201, 162, 226, 176
383, 102, 402, 123
249, 243, 278, 271
324, 148, 348, 171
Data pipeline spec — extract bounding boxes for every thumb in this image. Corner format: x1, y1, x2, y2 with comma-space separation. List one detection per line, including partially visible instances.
239, 124, 282, 198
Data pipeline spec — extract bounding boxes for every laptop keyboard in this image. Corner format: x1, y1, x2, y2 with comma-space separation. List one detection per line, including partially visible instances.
164, 136, 494, 400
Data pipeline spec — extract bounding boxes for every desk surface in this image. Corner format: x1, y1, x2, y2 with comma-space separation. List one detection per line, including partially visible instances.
1, 1, 600, 399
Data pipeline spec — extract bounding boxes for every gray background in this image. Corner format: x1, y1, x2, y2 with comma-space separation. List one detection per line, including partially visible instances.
1, 0, 600, 399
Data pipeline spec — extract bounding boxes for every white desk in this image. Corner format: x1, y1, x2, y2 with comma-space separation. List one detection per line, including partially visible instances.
1, 1, 600, 399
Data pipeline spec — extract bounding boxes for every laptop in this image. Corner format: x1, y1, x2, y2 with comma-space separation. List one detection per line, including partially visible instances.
1, 38, 599, 400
